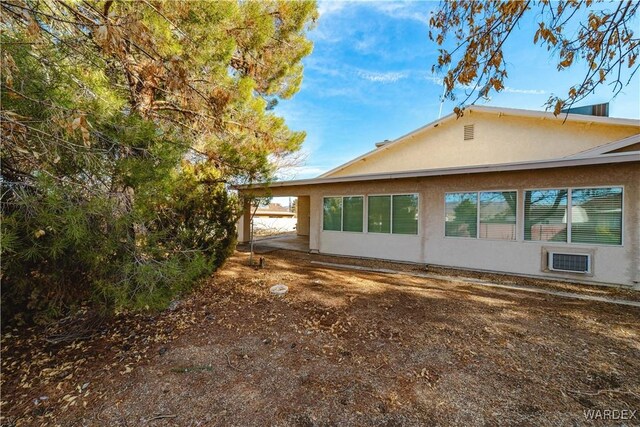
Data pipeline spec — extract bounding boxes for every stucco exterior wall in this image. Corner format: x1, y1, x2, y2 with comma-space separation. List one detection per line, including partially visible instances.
328, 112, 639, 177
296, 196, 311, 236
240, 162, 639, 287
422, 164, 639, 287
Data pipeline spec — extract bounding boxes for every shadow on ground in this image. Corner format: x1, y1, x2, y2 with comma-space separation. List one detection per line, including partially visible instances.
3, 250, 639, 426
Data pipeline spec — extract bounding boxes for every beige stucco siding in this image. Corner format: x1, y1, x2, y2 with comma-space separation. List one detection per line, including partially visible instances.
240, 162, 639, 287
422, 163, 639, 287
328, 112, 639, 177
296, 196, 311, 236
314, 180, 426, 262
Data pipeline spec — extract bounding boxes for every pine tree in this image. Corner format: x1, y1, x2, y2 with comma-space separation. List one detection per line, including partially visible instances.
1, 0, 317, 322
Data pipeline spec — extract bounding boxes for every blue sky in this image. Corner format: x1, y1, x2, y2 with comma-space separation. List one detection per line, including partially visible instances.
274, 0, 640, 183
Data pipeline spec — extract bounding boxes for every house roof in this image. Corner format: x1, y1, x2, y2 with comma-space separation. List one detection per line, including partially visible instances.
259, 203, 290, 212
237, 134, 639, 190
319, 105, 640, 178
564, 133, 640, 159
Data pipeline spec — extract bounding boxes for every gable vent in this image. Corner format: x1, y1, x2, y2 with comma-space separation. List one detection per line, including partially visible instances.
463, 124, 474, 140
548, 252, 591, 274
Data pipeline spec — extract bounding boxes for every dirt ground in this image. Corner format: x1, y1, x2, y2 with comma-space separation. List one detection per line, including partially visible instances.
2, 249, 639, 426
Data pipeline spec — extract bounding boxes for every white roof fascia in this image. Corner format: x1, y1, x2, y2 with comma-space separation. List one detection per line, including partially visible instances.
318, 106, 640, 178
564, 133, 640, 159
238, 151, 639, 190
467, 105, 640, 127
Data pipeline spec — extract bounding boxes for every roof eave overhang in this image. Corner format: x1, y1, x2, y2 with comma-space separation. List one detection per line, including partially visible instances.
236, 152, 640, 191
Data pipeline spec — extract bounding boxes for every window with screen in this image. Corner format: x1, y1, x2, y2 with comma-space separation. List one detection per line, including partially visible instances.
368, 195, 391, 233
479, 191, 517, 240
524, 187, 622, 245
524, 189, 568, 242
445, 192, 478, 237
322, 197, 342, 231
343, 196, 364, 232
570, 187, 622, 245
392, 195, 419, 234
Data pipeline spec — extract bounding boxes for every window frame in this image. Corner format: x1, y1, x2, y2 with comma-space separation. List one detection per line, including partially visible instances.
444, 189, 517, 241
391, 193, 420, 235
323, 193, 420, 235
322, 196, 343, 232
342, 195, 365, 233
523, 187, 569, 244
322, 195, 365, 233
366, 194, 392, 234
366, 193, 420, 235
523, 185, 624, 247
478, 190, 518, 241
443, 191, 478, 239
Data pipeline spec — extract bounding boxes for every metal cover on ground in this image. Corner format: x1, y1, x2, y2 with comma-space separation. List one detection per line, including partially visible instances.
270, 284, 288, 296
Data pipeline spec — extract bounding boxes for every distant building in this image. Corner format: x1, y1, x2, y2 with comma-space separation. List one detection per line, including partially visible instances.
253, 203, 295, 219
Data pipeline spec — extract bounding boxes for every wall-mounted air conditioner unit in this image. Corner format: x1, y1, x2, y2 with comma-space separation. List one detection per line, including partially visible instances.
548, 252, 591, 274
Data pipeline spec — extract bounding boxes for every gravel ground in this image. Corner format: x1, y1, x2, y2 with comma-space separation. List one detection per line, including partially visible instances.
2, 250, 639, 426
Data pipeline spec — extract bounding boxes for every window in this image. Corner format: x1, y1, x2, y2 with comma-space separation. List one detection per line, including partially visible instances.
323, 197, 342, 231
524, 190, 568, 242
479, 191, 517, 240
366, 194, 418, 235
392, 194, 418, 234
445, 192, 478, 237
343, 196, 364, 232
368, 195, 391, 233
322, 196, 363, 232
524, 187, 622, 245
324, 194, 419, 235
570, 187, 622, 245
445, 191, 517, 240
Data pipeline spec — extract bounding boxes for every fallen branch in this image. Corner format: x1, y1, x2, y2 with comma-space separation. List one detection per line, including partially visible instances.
225, 353, 245, 372
45, 313, 105, 344
367, 362, 397, 379
146, 413, 177, 422
45, 333, 97, 344
373, 362, 387, 371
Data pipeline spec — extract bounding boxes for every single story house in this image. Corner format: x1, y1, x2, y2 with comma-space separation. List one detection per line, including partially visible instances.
237, 105, 640, 288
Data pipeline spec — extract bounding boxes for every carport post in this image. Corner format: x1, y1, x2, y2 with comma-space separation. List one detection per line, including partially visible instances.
247, 198, 261, 266
238, 198, 252, 244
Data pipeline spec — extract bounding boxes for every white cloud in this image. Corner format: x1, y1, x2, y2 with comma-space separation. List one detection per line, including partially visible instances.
312, 2, 354, 42
504, 86, 546, 95
314, 1, 432, 44
276, 165, 327, 180
354, 35, 377, 52
322, 86, 361, 97
366, 2, 432, 25
304, 58, 344, 77
317, 1, 350, 17
423, 72, 546, 96
423, 73, 444, 85
305, 57, 411, 87
357, 69, 408, 83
